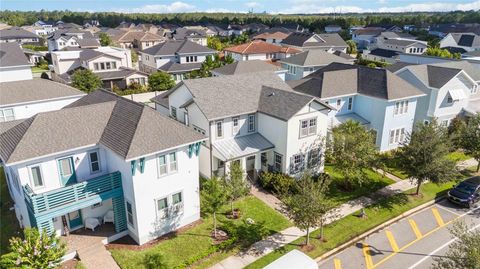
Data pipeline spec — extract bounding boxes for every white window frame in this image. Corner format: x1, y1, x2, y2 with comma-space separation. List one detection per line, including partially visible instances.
170, 106, 177, 119
232, 117, 239, 133
157, 155, 168, 177
169, 152, 177, 172
447, 94, 453, 104
88, 150, 101, 174
155, 196, 169, 219
394, 100, 409, 115
28, 164, 45, 189
171, 191, 183, 215
274, 152, 283, 172
216, 121, 223, 138
389, 128, 406, 145
0, 108, 15, 122
299, 117, 317, 138
248, 114, 255, 132
125, 200, 135, 228
347, 97, 353, 111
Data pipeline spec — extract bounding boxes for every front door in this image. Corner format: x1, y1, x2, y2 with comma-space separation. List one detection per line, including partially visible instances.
58, 157, 76, 186
246, 156, 255, 172
68, 210, 83, 229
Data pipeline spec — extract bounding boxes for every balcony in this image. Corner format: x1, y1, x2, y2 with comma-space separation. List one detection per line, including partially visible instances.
23, 171, 122, 215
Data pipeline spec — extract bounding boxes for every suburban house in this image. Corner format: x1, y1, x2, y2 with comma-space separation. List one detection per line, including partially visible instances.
0, 90, 206, 246
429, 23, 480, 37
440, 33, 480, 53
252, 31, 291, 44
151, 72, 332, 179
0, 79, 85, 122
395, 61, 480, 125
362, 48, 401, 64
289, 63, 425, 152
32, 20, 59, 35
47, 29, 100, 52
139, 39, 217, 82
171, 27, 208, 46
373, 32, 428, 54
0, 27, 41, 45
279, 49, 354, 81
50, 46, 147, 90
110, 30, 164, 50
211, 60, 287, 81
205, 24, 230, 37
0, 42, 33, 82
324, 25, 342, 33
224, 40, 300, 61
281, 32, 348, 53
352, 27, 384, 49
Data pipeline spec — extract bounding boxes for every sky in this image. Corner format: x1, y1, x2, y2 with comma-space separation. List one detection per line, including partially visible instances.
1, 0, 479, 14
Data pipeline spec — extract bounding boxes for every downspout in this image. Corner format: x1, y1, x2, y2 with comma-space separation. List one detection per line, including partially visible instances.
209, 120, 213, 178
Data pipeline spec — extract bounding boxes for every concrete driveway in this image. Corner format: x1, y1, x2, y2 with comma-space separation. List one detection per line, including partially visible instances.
318, 199, 480, 269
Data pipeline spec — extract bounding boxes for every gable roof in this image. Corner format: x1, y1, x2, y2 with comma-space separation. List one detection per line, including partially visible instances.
49, 29, 94, 40
0, 27, 39, 40
279, 50, 352, 66
79, 49, 121, 61
401, 64, 464, 89
211, 60, 282, 75
0, 78, 85, 106
383, 39, 426, 47
172, 27, 207, 40
152, 72, 328, 121
253, 31, 290, 40
429, 61, 480, 81
224, 40, 300, 55
332, 50, 355, 60
448, 33, 480, 48
281, 33, 347, 48
289, 62, 424, 101
112, 30, 164, 43
141, 39, 216, 56
0, 90, 205, 164
0, 42, 31, 68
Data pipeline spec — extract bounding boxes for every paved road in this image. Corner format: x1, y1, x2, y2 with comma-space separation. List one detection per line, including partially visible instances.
318, 199, 480, 269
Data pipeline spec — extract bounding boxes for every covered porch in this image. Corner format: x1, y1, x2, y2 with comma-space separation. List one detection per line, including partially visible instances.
212, 133, 275, 180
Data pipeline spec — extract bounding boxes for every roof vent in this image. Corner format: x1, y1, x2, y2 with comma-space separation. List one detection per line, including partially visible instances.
269, 92, 275, 97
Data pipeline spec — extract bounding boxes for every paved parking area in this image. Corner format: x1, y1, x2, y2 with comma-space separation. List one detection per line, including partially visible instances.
318, 199, 480, 269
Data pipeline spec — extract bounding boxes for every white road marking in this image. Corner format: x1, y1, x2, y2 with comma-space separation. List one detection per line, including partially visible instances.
407, 222, 480, 269
435, 204, 462, 216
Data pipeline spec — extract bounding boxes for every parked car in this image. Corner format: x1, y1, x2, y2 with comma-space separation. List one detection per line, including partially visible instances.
447, 176, 480, 208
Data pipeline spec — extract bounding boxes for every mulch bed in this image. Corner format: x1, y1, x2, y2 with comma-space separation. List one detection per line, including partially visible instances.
106, 219, 203, 251
300, 244, 315, 252
211, 229, 229, 245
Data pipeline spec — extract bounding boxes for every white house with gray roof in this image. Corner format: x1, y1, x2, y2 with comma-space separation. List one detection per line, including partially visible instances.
0, 90, 206, 247
0, 42, 33, 82
289, 63, 425, 152
211, 60, 287, 81
139, 39, 217, 82
0, 27, 41, 45
440, 33, 480, 53
279, 50, 353, 81
151, 72, 332, 179
281, 32, 348, 53
47, 29, 100, 52
395, 61, 480, 125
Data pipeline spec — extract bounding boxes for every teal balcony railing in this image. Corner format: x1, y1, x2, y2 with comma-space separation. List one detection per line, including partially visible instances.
23, 171, 122, 215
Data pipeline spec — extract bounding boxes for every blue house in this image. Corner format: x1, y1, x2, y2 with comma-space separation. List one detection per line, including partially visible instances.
289, 63, 425, 151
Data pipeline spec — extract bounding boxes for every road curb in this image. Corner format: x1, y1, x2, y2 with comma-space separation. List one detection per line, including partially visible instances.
315, 196, 446, 263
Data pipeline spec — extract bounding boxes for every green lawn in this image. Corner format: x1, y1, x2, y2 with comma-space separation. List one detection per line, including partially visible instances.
31, 66, 49, 73
0, 167, 21, 255
110, 196, 291, 269
325, 165, 395, 206
446, 151, 471, 162
245, 175, 474, 269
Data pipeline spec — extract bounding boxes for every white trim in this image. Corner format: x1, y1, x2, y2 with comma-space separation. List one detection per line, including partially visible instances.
27, 163, 45, 190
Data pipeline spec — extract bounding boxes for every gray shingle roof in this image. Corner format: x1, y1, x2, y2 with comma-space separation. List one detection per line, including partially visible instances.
95, 68, 148, 80
211, 60, 282, 75
0, 27, 39, 40
289, 63, 424, 100
449, 33, 480, 48
279, 50, 351, 66
158, 61, 203, 73
0, 79, 85, 106
402, 64, 464, 89
0, 90, 205, 164
281, 32, 347, 48
153, 72, 328, 121
430, 61, 480, 81
141, 39, 215, 56
77, 38, 100, 47
49, 29, 94, 40
0, 42, 31, 68
383, 39, 424, 47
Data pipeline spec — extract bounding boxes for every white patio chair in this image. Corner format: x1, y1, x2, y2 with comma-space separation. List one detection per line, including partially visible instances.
85, 218, 100, 231
103, 210, 114, 224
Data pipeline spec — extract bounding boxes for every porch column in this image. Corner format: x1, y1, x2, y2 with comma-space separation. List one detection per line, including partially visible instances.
254, 152, 262, 180
224, 160, 231, 176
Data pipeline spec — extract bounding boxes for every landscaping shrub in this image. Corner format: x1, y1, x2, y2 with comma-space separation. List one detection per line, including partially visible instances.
259, 172, 296, 195
143, 252, 171, 269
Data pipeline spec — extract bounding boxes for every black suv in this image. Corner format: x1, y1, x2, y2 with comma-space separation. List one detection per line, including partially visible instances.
448, 176, 480, 208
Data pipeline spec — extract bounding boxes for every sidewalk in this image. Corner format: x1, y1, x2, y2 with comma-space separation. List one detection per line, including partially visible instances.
211, 179, 416, 269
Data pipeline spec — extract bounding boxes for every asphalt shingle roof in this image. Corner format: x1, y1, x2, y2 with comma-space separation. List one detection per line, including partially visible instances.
0, 42, 31, 67
289, 62, 424, 100
0, 79, 85, 106
279, 50, 351, 66
281, 32, 347, 48
0, 90, 205, 164
401, 64, 464, 89
141, 39, 215, 56
211, 60, 282, 75
0, 27, 39, 40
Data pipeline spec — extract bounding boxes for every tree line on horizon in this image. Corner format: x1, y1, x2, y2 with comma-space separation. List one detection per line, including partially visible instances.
1, 10, 479, 32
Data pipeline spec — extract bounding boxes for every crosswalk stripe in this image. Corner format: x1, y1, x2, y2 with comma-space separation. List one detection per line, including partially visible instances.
408, 219, 422, 239
431, 207, 445, 227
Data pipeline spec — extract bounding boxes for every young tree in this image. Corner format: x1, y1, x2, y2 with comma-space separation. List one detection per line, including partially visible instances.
327, 120, 378, 190
432, 221, 480, 269
281, 173, 334, 246
1, 228, 66, 268
460, 113, 480, 171
131, 49, 138, 63
398, 119, 457, 195
71, 69, 102, 93
346, 40, 357, 54
425, 47, 461, 59
224, 161, 250, 217
98, 32, 112, 46
200, 177, 228, 238
148, 71, 176, 92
